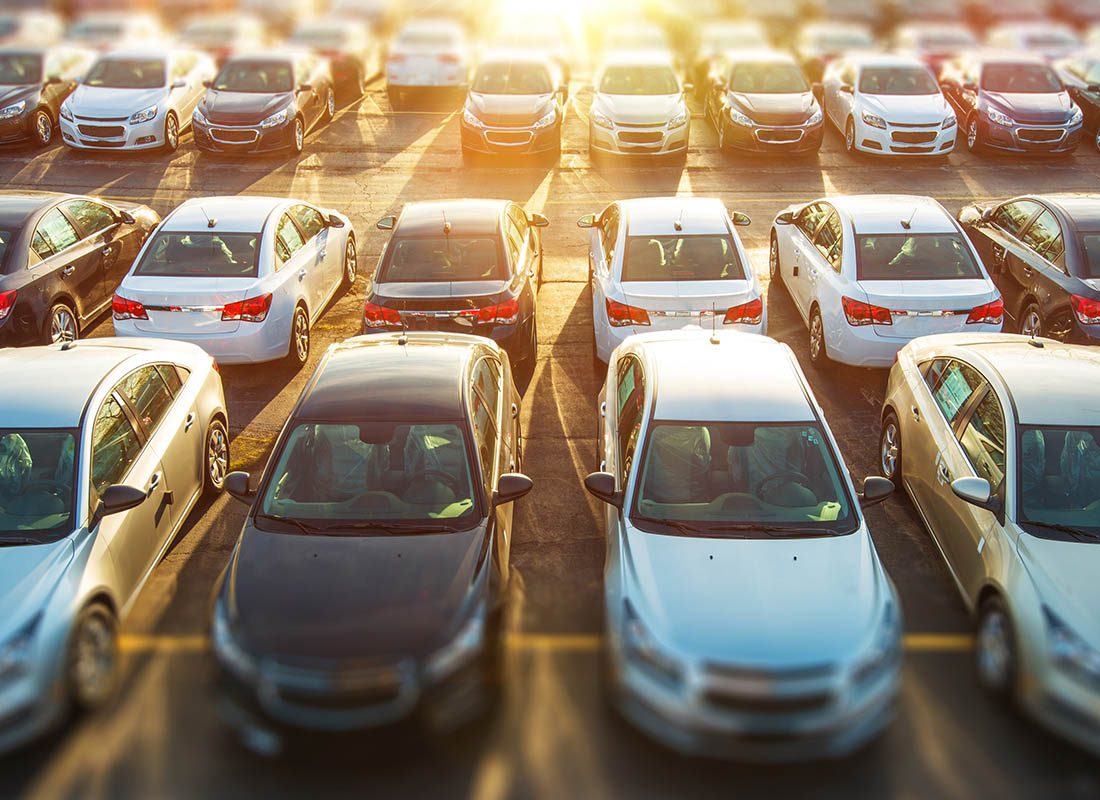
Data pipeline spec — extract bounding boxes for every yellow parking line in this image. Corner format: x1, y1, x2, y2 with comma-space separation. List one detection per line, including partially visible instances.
903, 633, 973, 652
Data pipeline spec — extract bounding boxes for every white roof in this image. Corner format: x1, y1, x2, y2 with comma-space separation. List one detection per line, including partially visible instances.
600, 50, 677, 68
845, 53, 931, 69
828, 195, 955, 234
163, 196, 287, 234
621, 197, 732, 236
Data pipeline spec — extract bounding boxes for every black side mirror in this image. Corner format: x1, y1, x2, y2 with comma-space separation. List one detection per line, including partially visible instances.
529, 212, 550, 228
775, 210, 795, 225
327, 213, 345, 228
98, 484, 148, 519
858, 476, 894, 508
577, 213, 597, 229
376, 215, 396, 230
492, 473, 533, 506
731, 212, 751, 227
225, 471, 255, 505
583, 471, 623, 509
118, 210, 136, 225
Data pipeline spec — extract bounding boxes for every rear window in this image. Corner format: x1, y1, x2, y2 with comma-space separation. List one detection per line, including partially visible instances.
1078, 233, 1100, 279
380, 237, 504, 282
134, 232, 259, 278
622, 235, 746, 282
856, 234, 982, 280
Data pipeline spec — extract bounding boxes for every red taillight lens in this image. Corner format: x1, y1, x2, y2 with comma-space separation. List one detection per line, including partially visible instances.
363, 300, 402, 329
1071, 294, 1100, 325
967, 297, 1004, 325
723, 297, 763, 326
0, 289, 16, 321
387, 53, 406, 63
459, 298, 520, 325
112, 293, 148, 320
842, 296, 892, 326
606, 298, 651, 327
438, 53, 461, 64
222, 293, 272, 322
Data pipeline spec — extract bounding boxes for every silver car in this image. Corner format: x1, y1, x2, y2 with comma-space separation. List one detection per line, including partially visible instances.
583, 330, 900, 761
881, 332, 1100, 757
0, 338, 228, 754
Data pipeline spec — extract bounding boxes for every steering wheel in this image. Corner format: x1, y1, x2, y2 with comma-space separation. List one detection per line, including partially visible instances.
20, 479, 72, 497
756, 471, 812, 500
405, 469, 461, 494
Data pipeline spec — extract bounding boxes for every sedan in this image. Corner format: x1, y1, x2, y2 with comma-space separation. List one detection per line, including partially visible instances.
177, 14, 268, 67
880, 334, 1100, 757
211, 332, 532, 752
64, 12, 166, 52
59, 49, 216, 153
890, 24, 979, 76
0, 45, 94, 148
0, 11, 65, 47
794, 22, 875, 83
1054, 50, 1100, 150
385, 19, 471, 110
287, 17, 379, 100
985, 22, 1083, 60
588, 52, 690, 160
0, 338, 228, 754
112, 196, 355, 369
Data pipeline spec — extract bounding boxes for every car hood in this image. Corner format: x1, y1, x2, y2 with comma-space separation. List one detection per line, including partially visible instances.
67, 85, 166, 118
860, 92, 951, 123
593, 92, 684, 126
0, 84, 42, 109
1018, 533, 1100, 646
226, 524, 486, 660
467, 92, 555, 126
731, 91, 817, 125
622, 526, 884, 666
0, 539, 73, 641
201, 89, 293, 125
983, 91, 1076, 125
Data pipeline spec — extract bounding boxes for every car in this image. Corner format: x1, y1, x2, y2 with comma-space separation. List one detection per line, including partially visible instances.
385, 19, 471, 110
0, 337, 228, 754
818, 0, 885, 33
191, 51, 336, 156
64, 13, 166, 52
964, 0, 1049, 31
363, 200, 545, 372
578, 197, 764, 363
236, 0, 320, 36
890, 0, 965, 24
0, 192, 159, 346
1053, 50, 1100, 149
985, 23, 1083, 61
879, 333, 1100, 757
588, 51, 691, 161
691, 19, 770, 91
957, 195, 1100, 343
111, 196, 355, 369
703, 50, 824, 155
58, 49, 216, 153
600, 22, 671, 57
769, 194, 1004, 368
891, 23, 980, 75
940, 52, 1084, 155
823, 54, 958, 157
489, 16, 577, 88
1052, 0, 1100, 30
460, 51, 565, 163
0, 11, 65, 47
794, 22, 876, 83
287, 17, 380, 100
583, 330, 900, 761
177, 14, 268, 67
210, 331, 532, 751
0, 45, 95, 148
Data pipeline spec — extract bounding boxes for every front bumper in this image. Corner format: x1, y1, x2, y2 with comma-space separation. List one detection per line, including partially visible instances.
0, 670, 64, 755
192, 116, 298, 154
856, 119, 956, 156
979, 117, 1083, 154
723, 120, 824, 153
60, 113, 167, 151
590, 120, 689, 156
0, 111, 45, 145
461, 120, 560, 155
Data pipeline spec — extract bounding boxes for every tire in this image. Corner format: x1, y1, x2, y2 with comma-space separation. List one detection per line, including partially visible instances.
286, 305, 310, 368
341, 234, 358, 289
291, 116, 305, 155
1095, 129, 1100, 153
324, 88, 336, 123
32, 108, 53, 148
880, 411, 902, 483
203, 417, 230, 495
975, 595, 1017, 699
844, 118, 857, 155
965, 114, 983, 154
769, 233, 781, 283
1019, 301, 1043, 337
717, 117, 729, 153
66, 602, 119, 713
162, 112, 179, 153
808, 306, 829, 366
44, 302, 78, 344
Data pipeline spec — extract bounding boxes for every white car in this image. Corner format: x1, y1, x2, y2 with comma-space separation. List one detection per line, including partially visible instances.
385, 19, 470, 109
769, 195, 1003, 368
584, 330, 900, 761
579, 197, 764, 363
64, 13, 166, 52
986, 23, 1083, 61
176, 14, 268, 65
111, 196, 356, 369
588, 51, 690, 159
823, 54, 958, 156
0, 11, 65, 47
881, 334, 1100, 757
59, 49, 216, 152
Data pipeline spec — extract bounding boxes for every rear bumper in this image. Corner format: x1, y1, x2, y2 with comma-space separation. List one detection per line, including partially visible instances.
827, 322, 1001, 368
114, 318, 289, 364
361, 318, 532, 366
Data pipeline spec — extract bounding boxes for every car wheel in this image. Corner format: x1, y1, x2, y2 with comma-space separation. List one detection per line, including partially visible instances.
287, 305, 310, 368
769, 233, 781, 283
325, 88, 336, 123
880, 411, 902, 483
1095, 129, 1100, 152
204, 418, 230, 495
291, 117, 305, 154
808, 307, 828, 366
341, 234, 357, 288
66, 602, 119, 712
844, 118, 856, 155
45, 302, 78, 344
163, 112, 179, 153
32, 108, 53, 148
966, 114, 982, 154
1019, 302, 1043, 337
976, 595, 1017, 698
717, 117, 728, 152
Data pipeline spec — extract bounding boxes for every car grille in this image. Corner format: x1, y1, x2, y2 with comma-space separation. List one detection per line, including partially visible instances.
267, 660, 406, 709
616, 120, 664, 128
618, 130, 663, 144
702, 690, 833, 715
211, 128, 259, 144
887, 120, 939, 128
1018, 128, 1063, 143
756, 128, 803, 143
77, 124, 124, 138
892, 130, 936, 144
486, 130, 533, 145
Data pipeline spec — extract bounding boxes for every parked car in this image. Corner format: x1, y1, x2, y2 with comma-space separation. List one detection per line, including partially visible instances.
940, 52, 1084, 155
192, 51, 336, 155
0, 45, 94, 148
287, 17, 380, 100
818, 0, 885, 33
1052, 0, 1100, 30
0, 338, 228, 754
891, 23, 980, 75
64, 13, 166, 52
823, 54, 957, 156
177, 14, 268, 67
211, 331, 532, 751
460, 51, 565, 163
489, 16, 577, 88
364, 200, 545, 371
0, 192, 159, 346
957, 195, 1100, 342
385, 19, 471, 110
691, 19, 770, 92
584, 329, 900, 760
1054, 50, 1100, 149
578, 197, 763, 363
600, 22, 671, 57
794, 22, 875, 83
704, 50, 824, 155
892, 0, 966, 24
59, 49, 216, 153
964, 0, 1049, 32
879, 333, 1100, 758
0, 11, 65, 47
588, 51, 691, 160
769, 194, 1003, 368
236, 0, 320, 37
112, 196, 355, 369
985, 23, 1083, 61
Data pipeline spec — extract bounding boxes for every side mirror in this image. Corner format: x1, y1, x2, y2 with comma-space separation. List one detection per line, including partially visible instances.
840, 82, 854, 94
224, 471, 255, 505
297, 83, 313, 93
980, 207, 994, 223
577, 213, 597, 229
583, 471, 623, 509
327, 213, 345, 228
118, 210, 136, 225
492, 473, 533, 506
951, 477, 1003, 522
858, 476, 894, 508
171, 79, 187, 89
98, 484, 148, 518
775, 210, 795, 225
682, 82, 694, 92
529, 212, 550, 228
203, 79, 212, 89
376, 215, 396, 230
731, 211, 751, 227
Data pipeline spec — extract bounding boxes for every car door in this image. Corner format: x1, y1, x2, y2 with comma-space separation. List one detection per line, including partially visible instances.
29, 205, 105, 329
1060, 57, 1100, 133
591, 204, 620, 350
469, 354, 507, 577
975, 200, 1042, 326
288, 204, 333, 312
274, 211, 314, 318
809, 209, 847, 346
605, 354, 645, 590
60, 198, 129, 299
1016, 207, 1078, 337
506, 205, 537, 321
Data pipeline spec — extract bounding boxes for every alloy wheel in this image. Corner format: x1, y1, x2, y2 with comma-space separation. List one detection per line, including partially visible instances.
50, 306, 77, 343
880, 420, 900, 478
967, 118, 978, 151
207, 423, 229, 490
1095, 129, 1100, 152
976, 607, 1013, 691
845, 120, 854, 153
70, 608, 117, 708
34, 110, 52, 146
294, 119, 304, 153
769, 237, 779, 279
1021, 307, 1042, 338
344, 237, 357, 284
327, 90, 336, 119
809, 312, 824, 362
166, 114, 179, 151
293, 309, 309, 363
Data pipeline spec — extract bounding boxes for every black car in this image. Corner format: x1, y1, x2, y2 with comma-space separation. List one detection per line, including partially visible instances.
959, 195, 1100, 343
288, 18, 379, 100
1054, 52, 1100, 151
0, 45, 93, 148
0, 192, 159, 345
192, 51, 336, 155
364, 200, 547, 371
212, 332, 533, 749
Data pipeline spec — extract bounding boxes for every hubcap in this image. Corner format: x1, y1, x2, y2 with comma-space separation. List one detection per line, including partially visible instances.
881, 423, 899, 477
295, 121, 304, 151
72, 614, 114, 703
1095, 130, 1100, 151
167, 117, 178, 148
51, 308, 75, 343
328, 91, 335, 116
1022, 309, 1041, 337
208, 425, 228, 487
846, 124, 853, 151
36, 112, 51, 143
769, 240, 778, 277
294, 313, 308, 361
345, 240, 357, 281
977, 610, 1012, 690
968, 121, 977, 149
810, 315, 822, 359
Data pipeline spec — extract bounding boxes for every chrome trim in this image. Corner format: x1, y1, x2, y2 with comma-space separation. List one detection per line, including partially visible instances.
484, 129, 534, 146
753, 125, 806, 144
209, 127, 260, 145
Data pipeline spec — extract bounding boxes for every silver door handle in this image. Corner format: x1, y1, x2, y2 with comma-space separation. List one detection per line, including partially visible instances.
319, 249, 327, 258
911, 405, 920, 422
600, 401, 606, 417
298, 269, 307, 280
148, 472, 161, 492
936, 463, 951, 485
62, 265, 75, 277
511, 403, 519, 419
184, 412, 195, 431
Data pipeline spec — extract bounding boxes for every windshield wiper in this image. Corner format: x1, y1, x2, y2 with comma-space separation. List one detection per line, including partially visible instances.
0, 536, 42, 546
256, 514, 330, 535
1022, 520, 1100, 543
318, 520, 459, 534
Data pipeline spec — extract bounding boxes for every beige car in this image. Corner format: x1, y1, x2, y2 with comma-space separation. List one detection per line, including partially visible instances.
880, 332, 1100, 756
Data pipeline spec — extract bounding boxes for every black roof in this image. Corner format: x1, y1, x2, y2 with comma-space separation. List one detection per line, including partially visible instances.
0, 191, 67, 229
1033, 195, 1100, 230
395, 200, 507, 238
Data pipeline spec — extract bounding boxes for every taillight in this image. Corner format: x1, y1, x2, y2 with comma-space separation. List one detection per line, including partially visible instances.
211, 357, 219, 374
387, 53, 406, 63
222, 294, 272, 322
438, 53, 461, 64
723, 297, 763, 326
967, 297, 1004, 325
459, 298, 519, 325
1071, 294, 1100, 325
842, 296, 891, 326
0, 289, 16, 321
112, 293, 148, 320
363, 300, 401, 329
606, 298, 650, 327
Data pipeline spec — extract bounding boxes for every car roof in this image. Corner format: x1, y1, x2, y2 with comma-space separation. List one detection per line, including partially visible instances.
600, 50, 677, 68
620, 197, 732, 236
163, 196, 287, 233
0, 191, 68, 228
828, 194, 955, 234
1024, 194, 1100, 228
846, 53, 929, 68
394, 199, 507, 237
476, 49, 553, 68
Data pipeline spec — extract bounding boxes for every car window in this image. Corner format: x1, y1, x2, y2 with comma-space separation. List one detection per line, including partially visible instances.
622, 235, 746, 281
797, 202, 829, 238
504, 218, 525, 269
381, 236, 504, 282
275, 214, 305, 263
90, 394, 143, 501
115, 366, 175, 434
992, 200, 1040, 238
958, 390, 1006, 488
616, 355, 645, 487
1020, 209, 1065, 268
29, 230, 53, 264
813, 211, 843, 271
35, 208, 80, 256
600, 205, 619, 264
924, 358, 985, 428
469, 361, 500, 490
135, 232, 259, 278
156, 364, 185, 395
289, 204, 325, 241
61, 200, 116, 237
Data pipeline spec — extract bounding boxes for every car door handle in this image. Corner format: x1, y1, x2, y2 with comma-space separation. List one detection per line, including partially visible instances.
911, 405, 921, 422
936, 463, 951, 485
148, 472, 162, 492
298, 269, 307, 280
101, 246, 113, 257
62, 265, 75, 277
319, 249, 327, 259
1022, 265, 1033, 278
511, 402, 519, 419
184, 412, 195, 432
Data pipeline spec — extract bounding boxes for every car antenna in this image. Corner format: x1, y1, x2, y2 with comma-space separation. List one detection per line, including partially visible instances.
1028, 328, 1043, 348
900, 207, 917, 231
199, 205, 217, 229
674, 208, 684, 232
709, 301, 720, 345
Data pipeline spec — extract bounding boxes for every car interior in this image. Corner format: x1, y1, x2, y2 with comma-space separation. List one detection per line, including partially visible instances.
858, 234, 981, 280
623, 235, 741, 282
385, 237, 502, 282
0, 431, 74, 531
1020, 427, 1100, 525
136, 233, 259, 277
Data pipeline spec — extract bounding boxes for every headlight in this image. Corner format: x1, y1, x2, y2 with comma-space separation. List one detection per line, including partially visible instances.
623, 600, 682, 687
129, 105, 158, 125
531, 108, 557, 130
861, 111, 887, 130
851, 600, 902, 690
1044, 607, 1100, 689
591, 109, 614, 130
424, 605, 486, 682
668, 108, 688, 128
806, 106, 823, 126
211, 601, 257, 682
462, 106, 484, 128
986, 107, 1014, 127
942, 114, 957, 129
259, 107, 290, 129
728, 106, 754, 127
0, 100, 26, 120
0, 613, 41, 680
193, 107, 208, 126
1069, 106, 1084, 126
59, 104, 72, 121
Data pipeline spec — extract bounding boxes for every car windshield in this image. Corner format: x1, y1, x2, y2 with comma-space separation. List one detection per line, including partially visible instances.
0, 429, 77, 543
622, 235, 746, 281
0, 53, 41, 85
919, 32, 975, 49
810, 31, 872, 49
134, 232, 259, 278
632, 422, 856, 536
1019, 426, 1100, 541
1025, 32, 1077, 47
85, 58, 165, 90
381, 236, 504, 282
859, 66, 938, 95
472, 62, 552, 94
856, 234, 983, 280
397, 30, 457, 47
182, 23, 238, 47
1077, 233, 1100, 278
599, 64, 679, 95
69, 22, 122, 41
729, 62, 808, 93
981, 63, 1062, 93
213, 60, 293, 92
257, 422, 478, 529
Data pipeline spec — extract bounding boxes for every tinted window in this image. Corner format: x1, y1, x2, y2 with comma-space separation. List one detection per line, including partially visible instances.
470, 359, 500, 489
62, 200, 116, 237
213, 59, 293, 92
0, 52, 42, 85
622, 235, 746, 281
472, 61, 553, 94
924, 359, 984, 428
1018, 426, 1100, 539
504, 219, 525, 267
599, 65, 679, 95
993, 200, 1040, 237
1020, 209, 1064, 267
958, 391, 1006, 487
856, 234, 983, 279
859, 66, 938, 95
29, 230, 52, 263
729, 61, 808, 93
275, 216, 305, 263
981, 63, 1062, 93
115, 367, 175, 433
600, 206, 620, 263
0, 229, 11, 266
380, 237, 504, 282
90, 395, 142, 499
85, 57, 166, 89
813, 211, 843, 271
616, 356, 645, 486
135, 232, 259, 278
798, 202, 829, 238
290, 205, 325, 241
35, 208, 80, 255
156, 364, 185, 394
1076, 233, 1100, 278
0, 429, 77, 541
